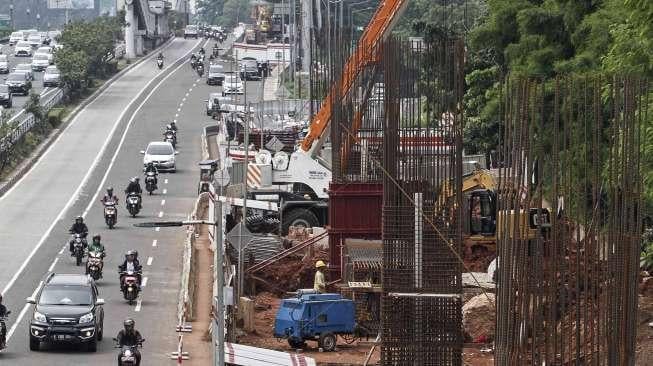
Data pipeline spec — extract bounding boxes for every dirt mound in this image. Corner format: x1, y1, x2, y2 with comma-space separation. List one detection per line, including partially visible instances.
251, 249, 329, 295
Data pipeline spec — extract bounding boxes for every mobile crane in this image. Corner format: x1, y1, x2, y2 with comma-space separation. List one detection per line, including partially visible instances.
223, 0, 411, 234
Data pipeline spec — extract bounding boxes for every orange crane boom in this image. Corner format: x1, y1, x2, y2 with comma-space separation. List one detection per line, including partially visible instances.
300, 0, 410, 155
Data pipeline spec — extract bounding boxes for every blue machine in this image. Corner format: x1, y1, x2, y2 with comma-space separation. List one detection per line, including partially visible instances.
273, 291, 356, 351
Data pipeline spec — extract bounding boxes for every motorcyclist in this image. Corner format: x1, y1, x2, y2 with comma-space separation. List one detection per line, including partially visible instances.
169, 121, 178, 132
157, 52, 164, 60
87, 234, 105, 254
0, 293, 9, 348
144, 162, 159, 185
199, 47, 205, 55
125, 176, 142, 197
116, 318, 143, 365
101, 187, 119, 205
119, 251, 142, 286
68, 216, 88, 254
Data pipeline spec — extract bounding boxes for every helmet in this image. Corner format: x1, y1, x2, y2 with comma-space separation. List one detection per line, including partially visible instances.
147, 161, 154, 166
125, 250, 136, 260
107, 187, 113, 194
166, 124, 172, 130
75, 215, 83, 224
124, 318, 135, 332
93, 234, 101, 242
134, 177, 140, 183
130, 177, 137, 183
315, 260, 326, 269
170, 121, 176, 127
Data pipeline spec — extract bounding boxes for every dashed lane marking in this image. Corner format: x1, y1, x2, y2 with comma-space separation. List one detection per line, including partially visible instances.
162, 188, 167, 194
48, 257, 59, 272
142, 277, 148, 287
164, 179, 169, 184
147, 257, 153, 266
155, 227, 160, 232
161, 199, 166, 206
152, 239, 158, 247
58, 246, 65, 255
158, 211, 164, 218
135, 299, 142, 312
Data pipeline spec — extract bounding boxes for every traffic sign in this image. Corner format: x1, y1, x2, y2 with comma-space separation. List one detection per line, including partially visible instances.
226, 223, 253, 251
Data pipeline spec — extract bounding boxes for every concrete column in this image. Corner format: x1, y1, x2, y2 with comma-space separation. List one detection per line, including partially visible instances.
125, 4, 136, 59
301, 0, 312, 72
135, 35, 144, 56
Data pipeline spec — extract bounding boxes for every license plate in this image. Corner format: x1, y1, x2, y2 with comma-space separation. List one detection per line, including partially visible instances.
54, 334, 70, 341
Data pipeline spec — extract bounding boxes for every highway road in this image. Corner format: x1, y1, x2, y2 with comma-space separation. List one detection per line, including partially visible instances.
0, 31, 263, 364
1, 39, 58, 115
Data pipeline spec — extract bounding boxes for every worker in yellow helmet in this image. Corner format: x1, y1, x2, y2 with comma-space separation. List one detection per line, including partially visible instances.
314, 260, 327, 293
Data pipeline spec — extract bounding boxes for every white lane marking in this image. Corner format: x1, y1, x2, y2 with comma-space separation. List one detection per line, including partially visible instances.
135, 299, 142, 312
193, 83, 197, 87
162, 188, 167, 194
142, 277, 148, 287
185, 92, 189, 97
175, 113, 179, 118
173, 119, 177, 123
179, 102, 184, 107
58, 246, 65, 255
161, 199, 166, 206
147, 257, 153, 266
81, 49, 199, 217
155, 227, 160, 232
7, 281, 43, 341
177, 108, 181, 112
48, 257, 59, 272
158, 211, 164, 218
182, 97, 186, 102
0, 39, 184, 204
164, 179, 169, 184
152, 239, 158, 247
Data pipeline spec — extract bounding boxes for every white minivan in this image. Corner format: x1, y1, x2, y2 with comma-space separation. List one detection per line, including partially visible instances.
9, 31, 24, 46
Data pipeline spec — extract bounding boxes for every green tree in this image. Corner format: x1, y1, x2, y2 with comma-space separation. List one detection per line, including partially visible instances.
54, 46, 89, 93
219, 0, 251, 28
197, 0, 226, 24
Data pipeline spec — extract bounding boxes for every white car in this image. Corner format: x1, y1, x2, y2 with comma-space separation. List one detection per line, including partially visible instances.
141, 142, 177, 172
43, 66, 60, 87
222, 74, 244, 95
9, 31, 24, 46
32, 54, 51, 72
28, 33, 44, 48
14, 41, 33, 57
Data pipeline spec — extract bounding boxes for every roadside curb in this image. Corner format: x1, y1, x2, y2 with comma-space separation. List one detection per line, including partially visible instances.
0, 37, 176, 198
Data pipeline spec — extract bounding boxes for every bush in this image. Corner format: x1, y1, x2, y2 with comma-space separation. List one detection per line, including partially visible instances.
48, 108, 65, 127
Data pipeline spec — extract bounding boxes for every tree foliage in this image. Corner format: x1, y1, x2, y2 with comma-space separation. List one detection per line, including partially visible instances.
196, 0, 249, 28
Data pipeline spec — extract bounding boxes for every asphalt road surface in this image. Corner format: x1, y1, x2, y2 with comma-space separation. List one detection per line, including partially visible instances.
0, 31, 263, 364
1, 40, 58, 114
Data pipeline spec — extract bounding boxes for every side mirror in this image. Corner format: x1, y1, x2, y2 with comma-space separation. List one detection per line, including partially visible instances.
175, 151, 179, 155
140, 150, 145, 154
26, 297, 36, 304
95, 298, 105, 306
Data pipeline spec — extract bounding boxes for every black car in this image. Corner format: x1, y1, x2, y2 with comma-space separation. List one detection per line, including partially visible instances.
27, 273, 105, 352
5, 72, 32, 96
0, 84, 12, 108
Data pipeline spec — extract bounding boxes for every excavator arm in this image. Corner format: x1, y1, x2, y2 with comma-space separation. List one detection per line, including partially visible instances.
300, 0, 410, 156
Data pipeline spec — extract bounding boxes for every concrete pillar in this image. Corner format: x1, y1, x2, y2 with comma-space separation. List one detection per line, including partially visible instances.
301, 0, 312, 72
125, 4, 136, 59
135, 35, 144, 56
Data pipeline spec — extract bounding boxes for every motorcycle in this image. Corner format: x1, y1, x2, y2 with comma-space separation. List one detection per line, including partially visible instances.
126, 193, 141, 218
120, 270, 141, 304
145, 172, 157, 195
190, 58, 197, 69
164, 130, 176, 148
104, 200, 118, 229
86, 251, 105, 280
196, 63, 204, 77
157, 58, 163, 69
113, 338, 145, 366
0, 310, 10, 352
71, 233, 86, 266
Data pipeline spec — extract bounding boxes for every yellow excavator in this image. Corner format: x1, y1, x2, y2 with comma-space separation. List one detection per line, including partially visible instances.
439, 169, 551, 255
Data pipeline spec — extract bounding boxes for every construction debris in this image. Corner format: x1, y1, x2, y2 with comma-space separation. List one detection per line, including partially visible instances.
462, 293, 496, 342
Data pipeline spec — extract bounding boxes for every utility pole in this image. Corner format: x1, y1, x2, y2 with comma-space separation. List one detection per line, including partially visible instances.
214, 201, 225, 366
9, 1, 14, 30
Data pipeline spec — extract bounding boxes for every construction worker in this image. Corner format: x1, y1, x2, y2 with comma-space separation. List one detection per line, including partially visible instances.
314, 261, 327, 293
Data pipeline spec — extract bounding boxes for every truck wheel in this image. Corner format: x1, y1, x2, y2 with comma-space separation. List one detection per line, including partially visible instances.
319, 333, 337, 352
288, 338, 305, 349
282, 209, 319, 235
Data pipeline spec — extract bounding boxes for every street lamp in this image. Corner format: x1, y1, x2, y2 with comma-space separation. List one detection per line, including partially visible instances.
134, 210, 227, 366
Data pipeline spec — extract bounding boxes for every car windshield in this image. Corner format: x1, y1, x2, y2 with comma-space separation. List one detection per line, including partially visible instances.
46, 67, 59, 75
186, 25, 198, 31
39, 286, 93, 306
147, 144, 173, 155
29, 35, 41, 41
0, 85, 8, 93
16, 41, 30, 48
210, 65, 222, 72
34, 54, 49, 61
7, 73, 24, 81
37, 48, 51, 53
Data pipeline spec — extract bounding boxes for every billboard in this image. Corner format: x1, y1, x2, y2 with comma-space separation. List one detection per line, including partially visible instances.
48, 0, 95, 9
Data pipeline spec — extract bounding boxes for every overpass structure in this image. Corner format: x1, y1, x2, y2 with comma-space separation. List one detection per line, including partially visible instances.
118, 0, 172, 58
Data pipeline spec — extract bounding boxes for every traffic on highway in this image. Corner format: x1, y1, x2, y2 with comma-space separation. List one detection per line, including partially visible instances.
0, 21, 263, 365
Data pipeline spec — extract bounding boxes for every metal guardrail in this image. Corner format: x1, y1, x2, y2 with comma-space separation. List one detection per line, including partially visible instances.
0, 88, 64, 152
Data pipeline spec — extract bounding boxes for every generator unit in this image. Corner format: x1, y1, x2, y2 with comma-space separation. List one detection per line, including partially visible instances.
273, 291, 356, 351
